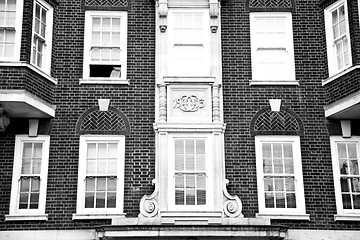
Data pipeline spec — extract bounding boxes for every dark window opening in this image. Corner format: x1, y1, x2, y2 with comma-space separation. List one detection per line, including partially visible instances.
90, 65, 121, 78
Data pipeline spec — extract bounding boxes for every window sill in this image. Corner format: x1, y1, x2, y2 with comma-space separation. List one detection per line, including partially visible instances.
334, 214, 360, 221
249, 80, 299, 86
322, 65, 360, 86
5, 214, 48, 221
72, 213, 126, 220
79, 78, 129, 85
0, 61, 57, 84
256, 213, 310, 220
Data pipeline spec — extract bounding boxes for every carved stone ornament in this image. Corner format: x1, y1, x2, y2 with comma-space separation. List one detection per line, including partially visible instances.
139, 179, 159, 218
223, 179, 243, 218
173, 95, 205, 112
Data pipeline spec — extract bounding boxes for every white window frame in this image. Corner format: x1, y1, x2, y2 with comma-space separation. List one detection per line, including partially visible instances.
6, 135, 50, 221
167, 8, 210, 77
324, 0, 352, 77
249, 12, 296, 85
331, 136, 360, 221
167, 133, 214, 211
255, 136, 308, 219
30, 0, 53, 75
74, 135, 125, 219
0, 0, 23, 61
81, 11, 128, 84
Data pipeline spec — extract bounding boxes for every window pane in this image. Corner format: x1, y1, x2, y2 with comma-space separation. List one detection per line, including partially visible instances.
31, 178, 40, 192
175, 140, 184, 154
20, 178, 30, 192
108, 143, 117, 157
353, 195, 360, 209
273, 157, 283, 174
175, 174, 184, 188
339, 158, 348, 174
262, 143, 271, 158
186, 174, 195, 188
92, 32, 100, 45
285, 178, 295, 191
196, 155, 205, 171
107, 178, 117, 191
274, 178, 284, 191
21, 158, 31, 174
92, 17, 101, 30
185, 155, 195, 171
197, 189, 206, 205
29, 192, 39, 209
108, 159, 117, 175
97, 159, 106, 174
263, 157, 272, 174
23, 143, 33, 158
196, 174, 206, 189
107, 192, 116, 208
19, 193, 29, 209
96, 192, 105, 208
102, 32, 110, 45
186, 189, 195, 205
351, 178, 360, 193
112, 18, 121, 31
264, 178, 273, 191
85, 178, 95, 191
273, 143, 282, 158
286, 193, 296, 208
96, 178, 106, 191
275, 193, 286, 208
196, 140, 205, 154
265, 192, 274, 208
175, 189, 184, 205
85, 192, 94, 208
97, 143, 107, 158
350, 160, 359, 175
185, 139, 194, 154
338, 143, 347, 158
340, 178, 350, 192
175, 155, 184, 171
348, 143, 357, 158
102, 18, 110, 31
342, 194, 352, 209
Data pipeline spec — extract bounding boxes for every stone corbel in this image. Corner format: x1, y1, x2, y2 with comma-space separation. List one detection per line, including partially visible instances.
157, 0, 168, 32
0, 106, 10, 132
139, 179, 159, 218
223, 179, 243, 218
209, 0, 220, 33
212, 84, 221, 123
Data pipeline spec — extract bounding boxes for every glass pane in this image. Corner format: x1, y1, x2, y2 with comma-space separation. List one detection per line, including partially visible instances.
107, 192, 116, 208
348, 143, 357, 158
108, 143, 117, 157
264, 178, 273, 191
86, 159, 96, 174
112, 18, 121, 31
0, 0, 6, 10
185, 139, 194, 154
285, 178, 295, 191
262, 143, 271, 158
283, 143, 293, 157
20, 178, 30, 192
353, 195, 360, 209
274, 178, 284, 191
98, 143, 107, 158
263, 158, 272, 174
29, 192, 39, 209
197, 189, 206, 205
340, 178, 350, 192
107, 178, 117, 191
6, 12, 15, 26
351, 178, 360, 193
23, 143, 33, 158
175, 140, 184, 154
196, 155, 205, 171
101, 48, 110, 61
19, 193, 29, 209
102, 32, 110, 45
350, 160, 359, 175
41, 8, 46, 24
35, 4, 40, 19
175, 189, 184, 205
87, 143, 96, 158
275, 193, 286, 208
31, 178, 40, 192
33, 158, 41, 174
96, 192, 105, 208
97, 159, 106, 174
339, 19, 346, 36
85, 178, 95, 191
175, 155, 184, 171
175, 174, 184, 188
21, 158, 31, 174
342, 194, 352, 209
92, 17, 101, 30
338, 143, 347, 159
96, 178, 106, 191
92, 32, 100, 45
273, 143, 282, 158
196, 174, 206, 189
90, 48, 100, 61
273, 158, 283, 174
40, 22, 46, 38
339, 158, 348, 175
85, 192, 94, 208
186, 174, 195, 188
339, 6, 345, 21
108, 159, 117, 175
0, 12, 4, 26
186, 189, 195, 205
284, 158, 294, 174
196, 140, 205, 154
33, 143, 43, 158
286, 193, 296, 208
265, 192, 274, 208
111, 48, 120, 61
102, 18, 110, 31
185, 155, 195, 171
4, 43, 13, 57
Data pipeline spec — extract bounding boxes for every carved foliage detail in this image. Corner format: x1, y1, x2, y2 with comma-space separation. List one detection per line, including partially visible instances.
173, 95, 205, 112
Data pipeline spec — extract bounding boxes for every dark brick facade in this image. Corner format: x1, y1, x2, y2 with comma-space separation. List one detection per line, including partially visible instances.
0, 0, 360, 235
